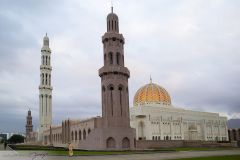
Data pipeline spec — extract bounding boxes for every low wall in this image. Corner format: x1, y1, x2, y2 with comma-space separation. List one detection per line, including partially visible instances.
136, 140, 183, 149
136, 140, 234, 149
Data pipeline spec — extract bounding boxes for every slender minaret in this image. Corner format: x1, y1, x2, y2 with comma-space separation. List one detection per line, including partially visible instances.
38, 34, 53, 141
26, 110, 33, 136
99, 7, 131, 128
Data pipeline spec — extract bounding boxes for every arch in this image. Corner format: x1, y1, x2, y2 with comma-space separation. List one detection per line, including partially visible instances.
122, 137, 130, 149
108, 84, 114, 91
134, 138, 136, 148
166, 136, 169, 140
75, 131, 77, 141
79, 130, 82, 141
88, 128, 91, 134
118, 85, 123, 91
71, 131, 74, 141
106, 137, 116, 148
138, 121, 144, 139
116, 52, 120, 65
109, 52, 113, 65
233, 129, 237, 141
83, 129, 86, 140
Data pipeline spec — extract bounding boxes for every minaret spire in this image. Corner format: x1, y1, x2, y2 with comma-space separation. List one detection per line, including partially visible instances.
111, 0, 113, 13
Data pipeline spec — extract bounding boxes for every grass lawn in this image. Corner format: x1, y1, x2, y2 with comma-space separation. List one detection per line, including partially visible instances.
13, 145, 239, 156
171, 155, 240, 160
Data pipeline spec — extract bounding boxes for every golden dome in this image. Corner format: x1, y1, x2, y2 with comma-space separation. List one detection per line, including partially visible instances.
133, 81, 171, 106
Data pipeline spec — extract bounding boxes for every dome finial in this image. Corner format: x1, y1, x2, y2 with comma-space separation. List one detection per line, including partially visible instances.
111, 0, 113, 13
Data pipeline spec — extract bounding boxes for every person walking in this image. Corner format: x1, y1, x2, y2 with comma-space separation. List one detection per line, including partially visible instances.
68, 143, 74, 156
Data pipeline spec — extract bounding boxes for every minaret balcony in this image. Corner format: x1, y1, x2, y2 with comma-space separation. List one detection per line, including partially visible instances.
102, 32, 125, 43
40, 65, 52, 70
99, 65, 130, 77
39, 85, 53, 90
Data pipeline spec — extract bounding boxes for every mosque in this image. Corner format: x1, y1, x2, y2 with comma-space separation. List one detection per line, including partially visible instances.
25, 7, 229, 150
130, 80, 228, 142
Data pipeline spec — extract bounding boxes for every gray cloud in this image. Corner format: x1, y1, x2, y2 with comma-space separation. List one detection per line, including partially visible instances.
0, 0, 240, 133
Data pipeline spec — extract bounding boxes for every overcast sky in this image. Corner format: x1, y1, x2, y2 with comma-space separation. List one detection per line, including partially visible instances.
0, 0, 240, 133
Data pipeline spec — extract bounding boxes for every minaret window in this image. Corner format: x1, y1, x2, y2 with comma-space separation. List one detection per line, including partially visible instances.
117, 21, 119, 31
109, 52, 113, 65
112, 20, 113, 30
45, 73, 48, 85
46, 56, 48, 65
108, 85, 114, 116
116, 52, 120, 65
41, 95, 43, 115
49, 57, 51, 65
119, 85, 123, 116
49, 74, 51, 86
45, 95, 48, 116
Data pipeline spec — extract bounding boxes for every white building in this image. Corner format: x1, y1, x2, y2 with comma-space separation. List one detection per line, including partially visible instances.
130, 80, 229, 141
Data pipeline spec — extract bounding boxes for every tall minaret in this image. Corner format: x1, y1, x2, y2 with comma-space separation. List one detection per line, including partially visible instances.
99, 7, 131, 128
26, 110, 33, 136
39, 34, 53, 141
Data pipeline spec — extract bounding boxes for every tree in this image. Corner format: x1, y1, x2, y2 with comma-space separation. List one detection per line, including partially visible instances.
7, 134, 25, 144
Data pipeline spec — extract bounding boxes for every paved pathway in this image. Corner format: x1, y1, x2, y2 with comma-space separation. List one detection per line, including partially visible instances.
0, 149, 240, 160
